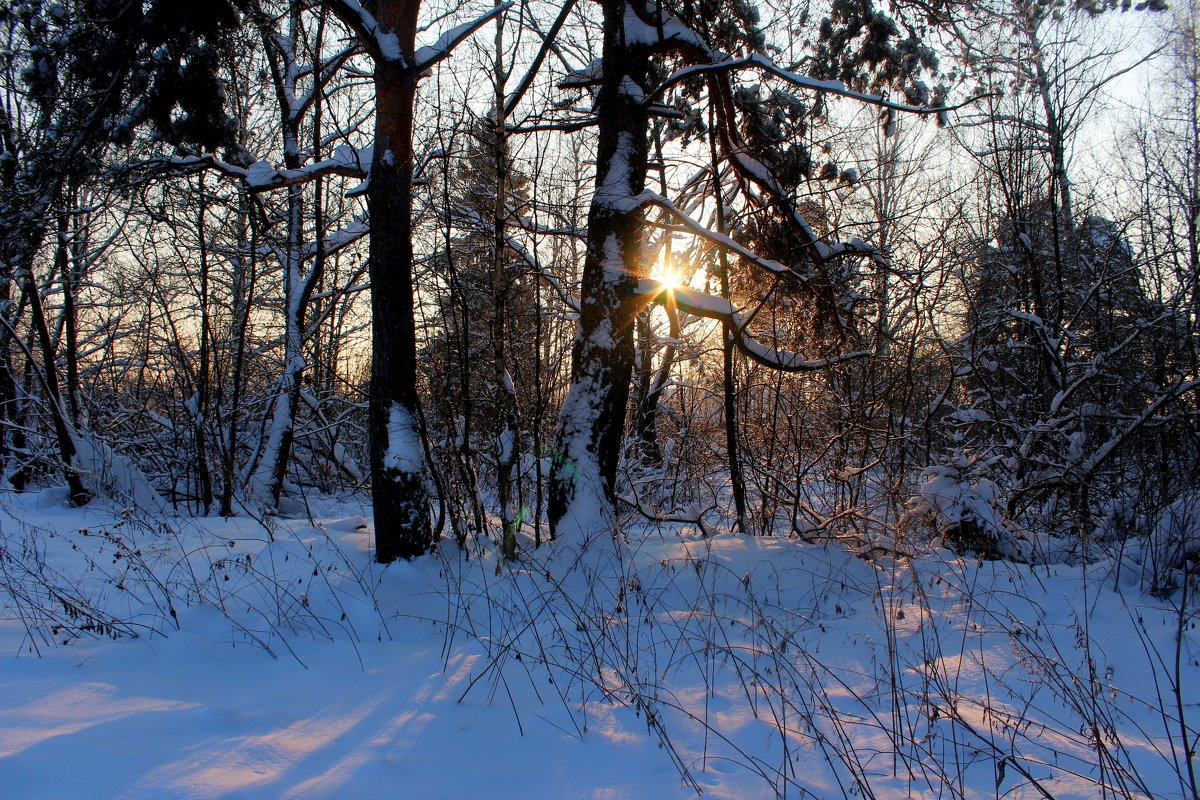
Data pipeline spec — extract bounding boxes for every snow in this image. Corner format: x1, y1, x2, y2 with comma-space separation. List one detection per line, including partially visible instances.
552, 368, 618, 542
69, 431, 170, 517
246, 375, 299, 506
593, 134, 639, 212
658, 54, 939, 118
561, 58, 603, 88
382, 403, 423, 476
331, 0, 403, 61
2, 495, 1197, 798
621, 5, 707, 50
245, 160, 277, 188
496, 424, 516, 467
635, 278, 870, 372
945, 406, 992, 423
910, 464, 1009, 551
413, 4, 512, 71
178, 145, 370, 193
619, 75, 645, 103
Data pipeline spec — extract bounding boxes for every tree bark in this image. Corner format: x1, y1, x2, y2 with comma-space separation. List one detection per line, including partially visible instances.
219, 201, 256, 518
549, 0, 650, 537
711, 169, 748, 535
22, 263, 90, 506
194, 180, 214, 514
250, 6, 329, 511
55, 202, 83, 429
492, 2, 520, 559
366, 0, 432, 561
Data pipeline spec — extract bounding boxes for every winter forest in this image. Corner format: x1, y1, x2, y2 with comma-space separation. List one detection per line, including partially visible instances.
1, 0, 1199, 797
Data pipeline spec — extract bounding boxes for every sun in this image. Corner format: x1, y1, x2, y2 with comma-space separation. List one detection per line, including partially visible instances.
652, 240, 689, 293
658, 268, 685, 292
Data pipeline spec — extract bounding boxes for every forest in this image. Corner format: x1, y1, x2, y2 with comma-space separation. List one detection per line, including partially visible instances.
1, 0, 1199, 798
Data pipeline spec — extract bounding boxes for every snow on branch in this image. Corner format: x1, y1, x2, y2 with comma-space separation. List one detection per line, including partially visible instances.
601, 23, 964, 282
156, 144, 370, 193
637, 191, 788, 272
616, 487, 718, 537
654, 54, 966, 117
823, 237, 886, 262
621, 3, 708, 51
414, 2, 513, 73
606, 178, 875, 372
636, 278, 869, 372
306, 218, 369, 261
323, 0, 404, 62
1041, 378, 1200, 492
561, 58, 604, 89
292, 44, 359, 120
244, 144, 370, 190
637, 190, 880, 289
719, 148, 887, 270
503, 202, 586, 239
506, 232, 580, 314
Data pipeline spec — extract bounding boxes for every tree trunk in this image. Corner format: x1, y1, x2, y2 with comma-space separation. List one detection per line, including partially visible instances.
56, 203, 83, 429
368, 0, 432, 561
711, 174, 748, 535
194, 180, 214, 514
250, 7, 328, 511
0, 323, 25, 490
632, 124, 676, 468
633, 308, 677, 467
23, 265, 90, 505
219, 201, 256, 517
251, 146, 308, 511
549, 0, 649, 537
492, 3, 520, 559
0, 197, 51, 492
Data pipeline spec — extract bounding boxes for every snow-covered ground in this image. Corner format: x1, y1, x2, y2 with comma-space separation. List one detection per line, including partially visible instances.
1, 489, 1197, 799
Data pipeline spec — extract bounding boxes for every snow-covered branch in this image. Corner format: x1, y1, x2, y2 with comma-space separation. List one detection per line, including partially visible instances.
1064, 378, 1200, 488
414, 3, 513, 73
503, 203, 586, 239
638, 191, 881, 288
636, 279, 869, 372
653, 54, 964, 116
153, 144, 370, 193
303, 218, 369, 262
622, 3, 708, 52
505, 232, 580, 314
323, 0, 404, 63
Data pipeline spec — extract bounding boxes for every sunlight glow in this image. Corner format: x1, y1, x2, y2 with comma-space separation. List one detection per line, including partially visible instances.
658, 268, 685, 292
653, 240, 689, 293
